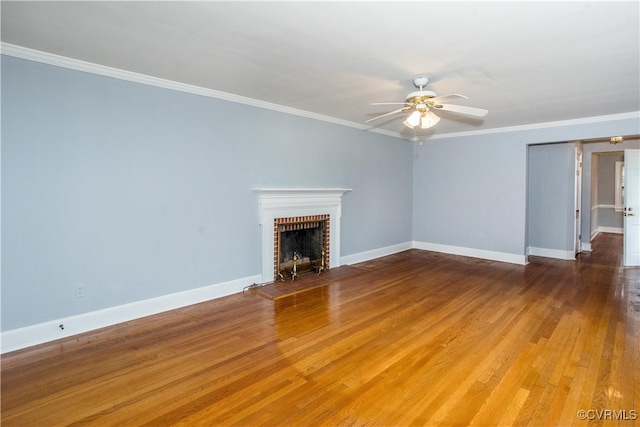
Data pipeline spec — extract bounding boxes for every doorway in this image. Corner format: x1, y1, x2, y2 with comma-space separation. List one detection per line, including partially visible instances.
527, 141, 577, 260
589, 151, 625, 244
527, 136, 640, 262
582, 137, 640, 264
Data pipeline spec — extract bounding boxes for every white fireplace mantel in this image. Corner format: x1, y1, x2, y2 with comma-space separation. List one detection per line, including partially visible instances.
254, 188, 351, 283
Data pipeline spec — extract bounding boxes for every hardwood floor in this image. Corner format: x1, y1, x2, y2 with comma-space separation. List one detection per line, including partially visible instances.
2, 234, 638, 426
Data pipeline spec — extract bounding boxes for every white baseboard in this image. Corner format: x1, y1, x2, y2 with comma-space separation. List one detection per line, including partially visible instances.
590, 227, 624, 243
0, 274, 261, 354
1, 239, 530, 353
527, 246, 576, 260
340, 241, 413, 265
581, 242, 592, 252
597, 226, 623, 235
413, 241, 527, 265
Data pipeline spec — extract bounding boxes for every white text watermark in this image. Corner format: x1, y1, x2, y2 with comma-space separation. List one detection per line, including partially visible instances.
577, 409, 637, 421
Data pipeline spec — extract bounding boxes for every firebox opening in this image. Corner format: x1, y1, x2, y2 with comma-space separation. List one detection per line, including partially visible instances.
276, 218, 329, 280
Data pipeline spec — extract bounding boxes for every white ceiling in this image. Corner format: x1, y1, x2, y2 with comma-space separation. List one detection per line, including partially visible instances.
2, 1, 639, 140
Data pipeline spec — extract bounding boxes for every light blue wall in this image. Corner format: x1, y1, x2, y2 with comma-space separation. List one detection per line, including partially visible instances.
597, 154, 622, 205
1, 56, 413, 330
2, 55, 640, 333
413, 136, 526, 255
413, 118, 640, 259
527, 143, 576, 252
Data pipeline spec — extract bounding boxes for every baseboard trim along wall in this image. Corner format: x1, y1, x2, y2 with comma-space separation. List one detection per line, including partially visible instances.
412, 241, 528, 265
527, 246, 576, 260
0, 274, 260, 354
597, 227, 624, 235
590, 227, 624, 243
340, 242, 413, 266
2, 241, 528, 353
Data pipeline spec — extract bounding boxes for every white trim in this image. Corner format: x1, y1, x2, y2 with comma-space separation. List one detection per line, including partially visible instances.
0, 43, 402, 141
3, 43, 638, 143
590, 227, 624, 242
423, 112, 640, 140
574, 142, 583, 258
412, 241, 527, 265
527, 246, 576, 260
2, 238, 532, 353
343, 240, 530, 267
592, 204, 617, 210
1, 274, 260, 354
581, 242, 593, 252
253, 188, 351, 283
341, 241, 412, 265
597, 226, 624, 235
615, 160, 625, 212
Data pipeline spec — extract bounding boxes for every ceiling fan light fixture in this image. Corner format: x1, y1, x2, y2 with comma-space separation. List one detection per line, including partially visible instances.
420, 111, 440, 129
403, 110, 422, 128
368, 76, 488, 131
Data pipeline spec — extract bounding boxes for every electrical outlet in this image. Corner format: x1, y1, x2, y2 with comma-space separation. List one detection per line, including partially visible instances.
75, 285, 86, 298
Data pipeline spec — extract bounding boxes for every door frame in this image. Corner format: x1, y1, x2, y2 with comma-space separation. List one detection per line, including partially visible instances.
623, 148, 640, 266
574, 142, 583, 255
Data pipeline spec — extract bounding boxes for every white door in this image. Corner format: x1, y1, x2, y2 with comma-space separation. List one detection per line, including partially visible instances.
574, 143, 583, 255
623, 149, 640, 266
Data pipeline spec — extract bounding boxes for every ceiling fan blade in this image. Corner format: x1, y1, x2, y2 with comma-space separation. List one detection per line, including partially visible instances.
433, 103, 488, 117
430, 93, 469, 104
370, 102, 410, 106
365, 106, 412, 123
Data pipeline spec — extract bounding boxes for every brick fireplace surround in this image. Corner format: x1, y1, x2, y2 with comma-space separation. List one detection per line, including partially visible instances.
254, 188, 351, 284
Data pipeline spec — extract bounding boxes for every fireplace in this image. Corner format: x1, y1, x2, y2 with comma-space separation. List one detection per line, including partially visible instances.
254, 188, 351, 283
275, 215, 329, 280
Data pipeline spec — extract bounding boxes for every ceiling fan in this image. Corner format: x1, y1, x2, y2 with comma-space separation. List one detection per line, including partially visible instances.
366, 77, 488, 129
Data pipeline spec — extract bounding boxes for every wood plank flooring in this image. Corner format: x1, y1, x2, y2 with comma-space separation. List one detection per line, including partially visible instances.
253, 265, 364, 300
2, 233, 638, 426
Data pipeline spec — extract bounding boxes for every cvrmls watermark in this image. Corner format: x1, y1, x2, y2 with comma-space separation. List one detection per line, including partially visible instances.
577, 409, 637, 421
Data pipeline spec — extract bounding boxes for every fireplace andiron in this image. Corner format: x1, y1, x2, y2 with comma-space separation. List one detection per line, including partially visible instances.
316, 249, 326, 275
290, 252, 299, 282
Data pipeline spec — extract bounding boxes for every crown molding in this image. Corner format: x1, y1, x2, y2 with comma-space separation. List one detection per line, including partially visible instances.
3, 43, 637, 143
424, 111, 640, 140
1, 43, 405, 140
